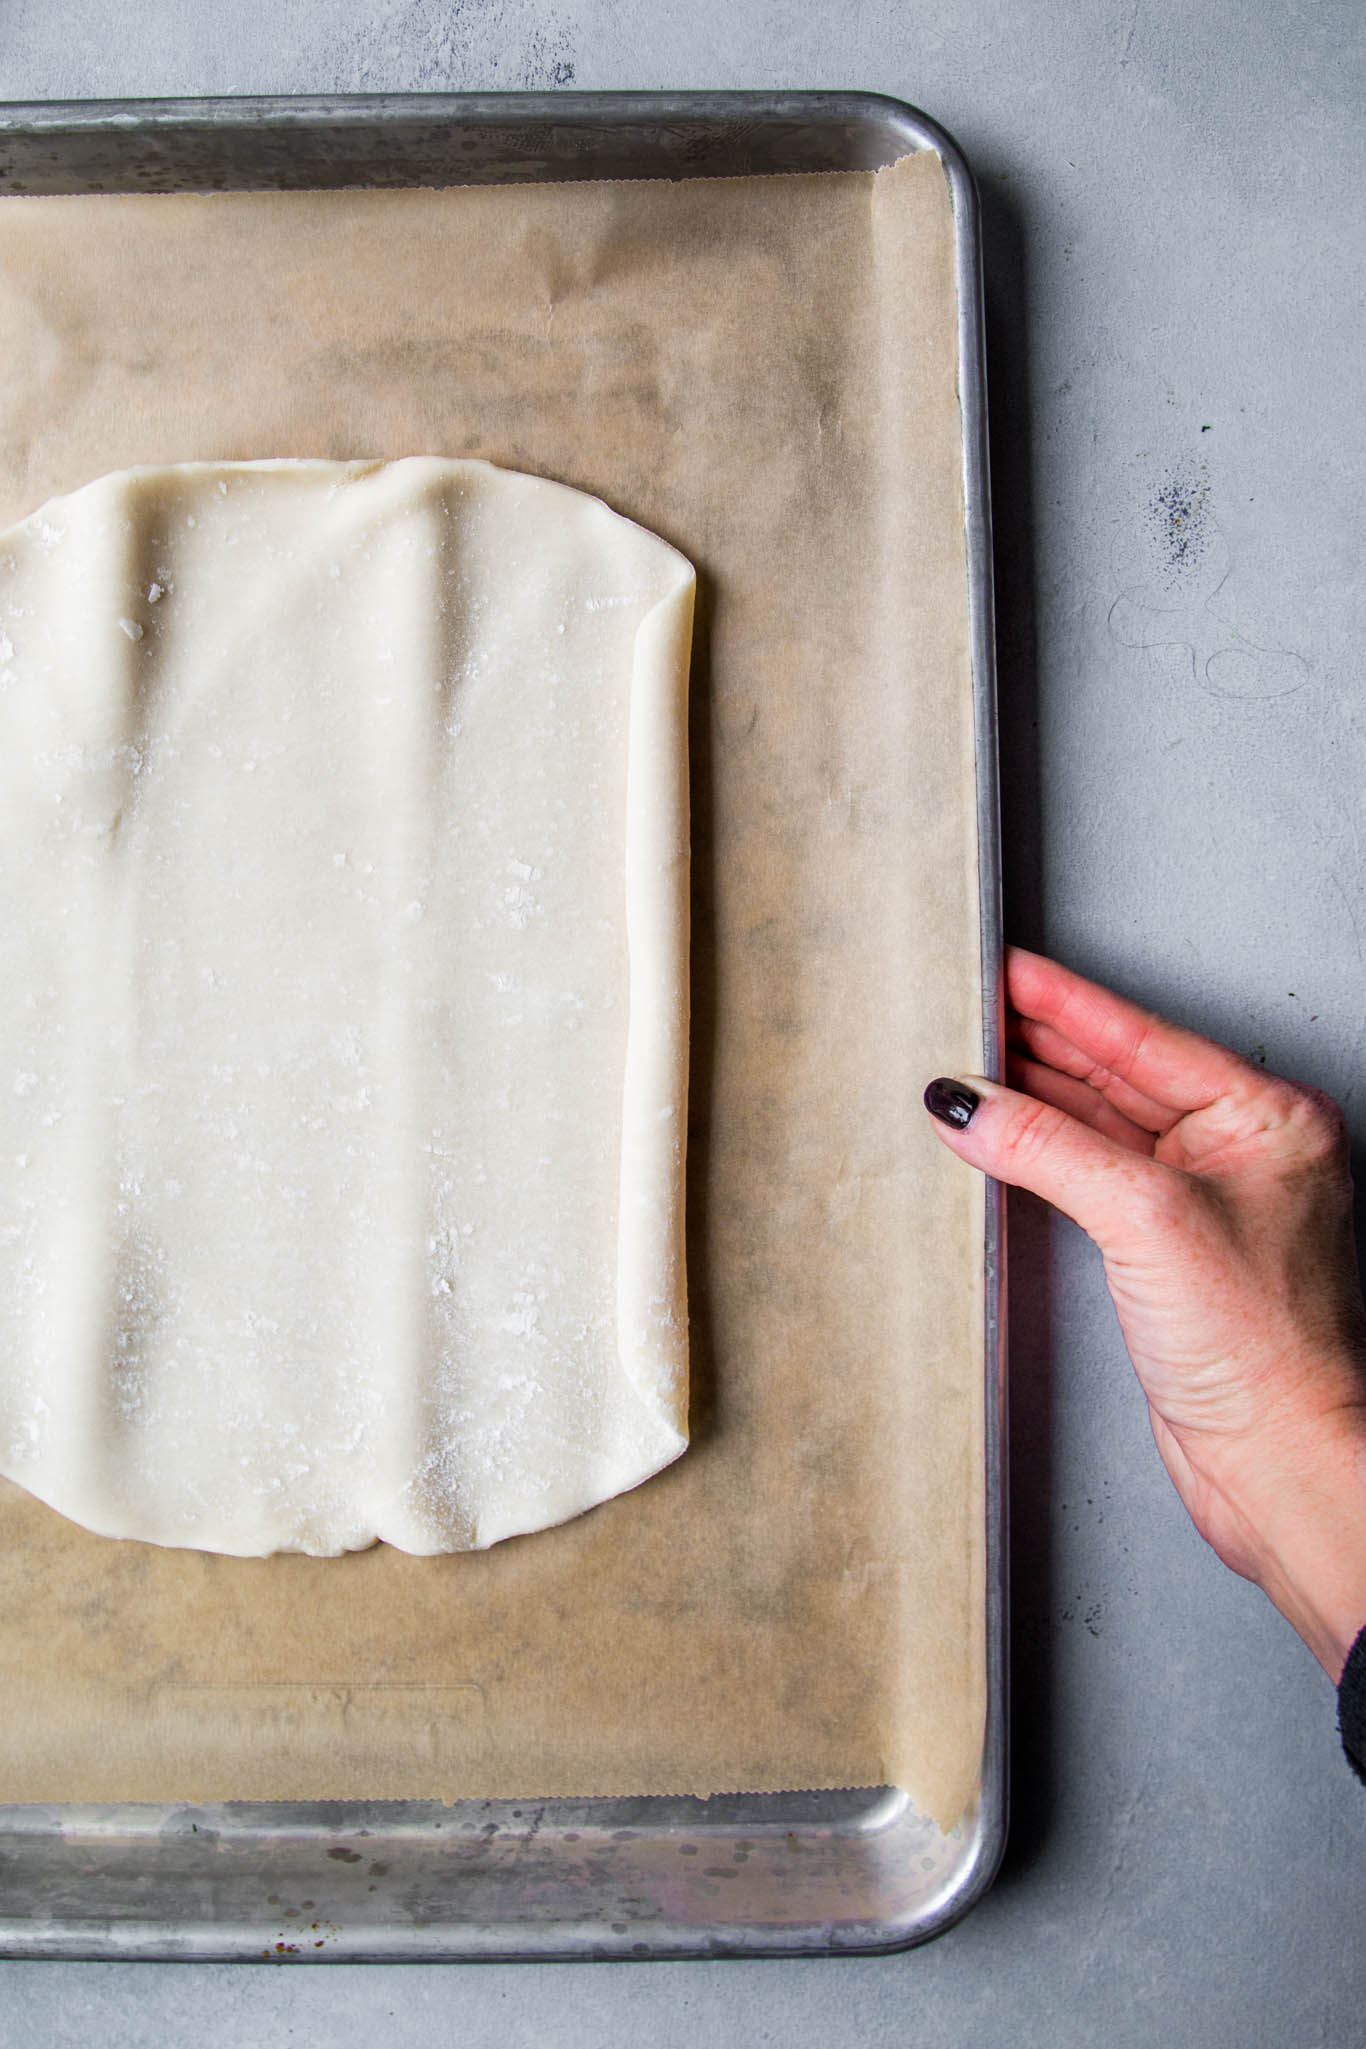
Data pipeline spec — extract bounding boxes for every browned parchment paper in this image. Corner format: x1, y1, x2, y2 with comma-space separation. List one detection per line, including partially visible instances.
0, 153, 986, 1830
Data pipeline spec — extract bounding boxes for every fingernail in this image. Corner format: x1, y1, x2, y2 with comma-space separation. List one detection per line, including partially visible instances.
923, 1078, 981, 1130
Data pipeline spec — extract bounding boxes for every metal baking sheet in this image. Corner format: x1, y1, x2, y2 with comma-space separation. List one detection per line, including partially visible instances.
0, 88, 1005, 1960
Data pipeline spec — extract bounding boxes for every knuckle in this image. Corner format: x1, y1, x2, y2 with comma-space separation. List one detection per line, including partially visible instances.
1276, 1082, 1348, 1164
997, 1093, 1065, 1170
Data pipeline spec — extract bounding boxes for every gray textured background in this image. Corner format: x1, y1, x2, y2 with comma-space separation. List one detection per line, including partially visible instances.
1, 2, 1363, 2042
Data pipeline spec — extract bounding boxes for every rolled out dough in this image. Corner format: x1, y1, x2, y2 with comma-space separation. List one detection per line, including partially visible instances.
0, 457, 694, 1556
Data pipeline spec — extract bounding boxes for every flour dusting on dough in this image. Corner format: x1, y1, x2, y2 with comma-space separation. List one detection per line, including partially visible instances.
0, 458, 694, 1556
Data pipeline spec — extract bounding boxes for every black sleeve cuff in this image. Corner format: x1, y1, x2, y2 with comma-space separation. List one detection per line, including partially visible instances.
1339, 1623, 1366, 1785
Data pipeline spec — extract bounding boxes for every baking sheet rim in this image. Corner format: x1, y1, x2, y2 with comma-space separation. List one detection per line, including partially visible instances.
0, 86, 1005, 1957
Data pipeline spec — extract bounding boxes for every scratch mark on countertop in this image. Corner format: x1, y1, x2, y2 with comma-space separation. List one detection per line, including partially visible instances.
1076, 1740, 1157, 1980
1119, 0, 1142, 68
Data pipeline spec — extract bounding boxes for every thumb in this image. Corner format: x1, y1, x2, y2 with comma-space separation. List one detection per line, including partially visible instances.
923, 1074, 1175, 1251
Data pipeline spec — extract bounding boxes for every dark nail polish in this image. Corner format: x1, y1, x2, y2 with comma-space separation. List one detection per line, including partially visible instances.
923, 1078, 981, 1130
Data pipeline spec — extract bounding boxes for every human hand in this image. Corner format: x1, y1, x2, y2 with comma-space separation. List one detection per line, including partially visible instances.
924, 947, 1366, 1680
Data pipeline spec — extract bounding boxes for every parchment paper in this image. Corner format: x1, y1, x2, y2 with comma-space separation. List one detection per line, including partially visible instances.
0, 152, 986, 1831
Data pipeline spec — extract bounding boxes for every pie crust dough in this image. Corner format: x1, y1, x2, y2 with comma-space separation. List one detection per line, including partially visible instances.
0, 458, 694, 1555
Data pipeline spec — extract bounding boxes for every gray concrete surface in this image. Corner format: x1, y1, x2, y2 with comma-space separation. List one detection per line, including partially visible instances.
1, 2, 1363, 2042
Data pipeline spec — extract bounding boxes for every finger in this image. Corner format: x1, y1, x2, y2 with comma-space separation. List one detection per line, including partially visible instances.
1012, 1014, 1184, 1136
923, 1072, 1181, 1247
1005, 947, 1262, 1114
1006, 1051, 1158, 1157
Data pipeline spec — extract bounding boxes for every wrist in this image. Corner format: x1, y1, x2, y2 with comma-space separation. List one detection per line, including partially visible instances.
1235, 1406, 1366, 1680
